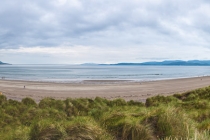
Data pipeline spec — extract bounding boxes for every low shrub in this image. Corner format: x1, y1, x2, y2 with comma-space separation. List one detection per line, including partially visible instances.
147, 107, 195, 139
0, 126, 30, 140
64, 117, 113, 140
102, 111, 154, 140
29, 119, 66, 140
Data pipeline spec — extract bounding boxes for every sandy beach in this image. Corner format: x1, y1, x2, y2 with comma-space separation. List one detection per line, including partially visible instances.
1, 76, 210, 102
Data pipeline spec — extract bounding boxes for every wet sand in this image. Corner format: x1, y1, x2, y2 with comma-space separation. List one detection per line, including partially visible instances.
0, 76, 210, 102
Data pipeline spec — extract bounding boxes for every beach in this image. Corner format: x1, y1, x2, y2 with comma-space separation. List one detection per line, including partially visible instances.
1, 76, 210, 102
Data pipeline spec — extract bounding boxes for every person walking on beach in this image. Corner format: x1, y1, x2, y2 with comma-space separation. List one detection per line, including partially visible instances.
24, 85, 25, 89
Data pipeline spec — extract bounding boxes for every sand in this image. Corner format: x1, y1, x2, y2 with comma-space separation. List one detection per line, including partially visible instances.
0, 76, 210, 102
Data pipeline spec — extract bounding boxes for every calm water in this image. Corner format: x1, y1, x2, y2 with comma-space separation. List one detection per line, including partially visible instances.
0, 65, 210, 82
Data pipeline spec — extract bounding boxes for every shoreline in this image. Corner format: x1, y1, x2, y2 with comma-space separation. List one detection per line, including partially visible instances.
0, 76, 210, 102
1, 74, 208, 84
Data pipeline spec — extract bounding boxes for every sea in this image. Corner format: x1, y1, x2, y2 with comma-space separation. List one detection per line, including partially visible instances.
0, 65, 210, 83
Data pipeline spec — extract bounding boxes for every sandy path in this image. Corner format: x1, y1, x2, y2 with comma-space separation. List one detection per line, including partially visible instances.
0, 76, 210, 102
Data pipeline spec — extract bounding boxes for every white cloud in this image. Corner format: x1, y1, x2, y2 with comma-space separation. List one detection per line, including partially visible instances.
1, 45, 210, 64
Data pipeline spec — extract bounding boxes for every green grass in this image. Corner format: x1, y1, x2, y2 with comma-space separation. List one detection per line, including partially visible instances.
1, 86, 210, 139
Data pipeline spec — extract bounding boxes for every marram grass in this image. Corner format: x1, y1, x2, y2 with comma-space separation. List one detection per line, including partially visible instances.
1, 86, 210, 139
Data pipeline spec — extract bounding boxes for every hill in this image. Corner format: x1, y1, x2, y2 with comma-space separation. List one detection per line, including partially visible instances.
0, 61, 9, 65
110, 60, 210, 66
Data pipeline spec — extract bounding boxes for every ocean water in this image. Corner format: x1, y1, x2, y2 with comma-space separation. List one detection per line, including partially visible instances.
0, 65, 210, 83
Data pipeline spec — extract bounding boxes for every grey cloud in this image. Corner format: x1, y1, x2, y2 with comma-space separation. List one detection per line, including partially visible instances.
0, 0, 210, 50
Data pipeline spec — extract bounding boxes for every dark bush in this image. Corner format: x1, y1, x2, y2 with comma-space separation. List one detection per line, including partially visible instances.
39, 98, 66, 111
22, 97, 37, 106
146, 95, 178, 107
109, 98, 127, 106
127, 100, 145, 106
29, 120, 65, 140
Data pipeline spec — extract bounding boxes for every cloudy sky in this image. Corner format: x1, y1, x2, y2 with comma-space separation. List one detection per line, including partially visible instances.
0, 0, 210, 64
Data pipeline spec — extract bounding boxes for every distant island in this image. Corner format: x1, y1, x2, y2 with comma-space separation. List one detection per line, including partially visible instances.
0, 61, 10, 65
97, 60, 210, 66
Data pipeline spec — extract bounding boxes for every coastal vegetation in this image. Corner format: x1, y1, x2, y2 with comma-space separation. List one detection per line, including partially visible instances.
1, 86, 210, 139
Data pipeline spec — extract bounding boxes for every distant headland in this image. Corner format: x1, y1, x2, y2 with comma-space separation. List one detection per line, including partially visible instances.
95, 60, 210, 66
0, 61, 10, 65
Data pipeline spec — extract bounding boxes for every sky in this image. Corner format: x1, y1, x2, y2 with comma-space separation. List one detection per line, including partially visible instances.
0, 0, 210, 64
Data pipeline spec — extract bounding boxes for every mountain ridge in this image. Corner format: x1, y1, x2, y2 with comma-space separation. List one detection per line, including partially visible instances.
98, 60, 210, 66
